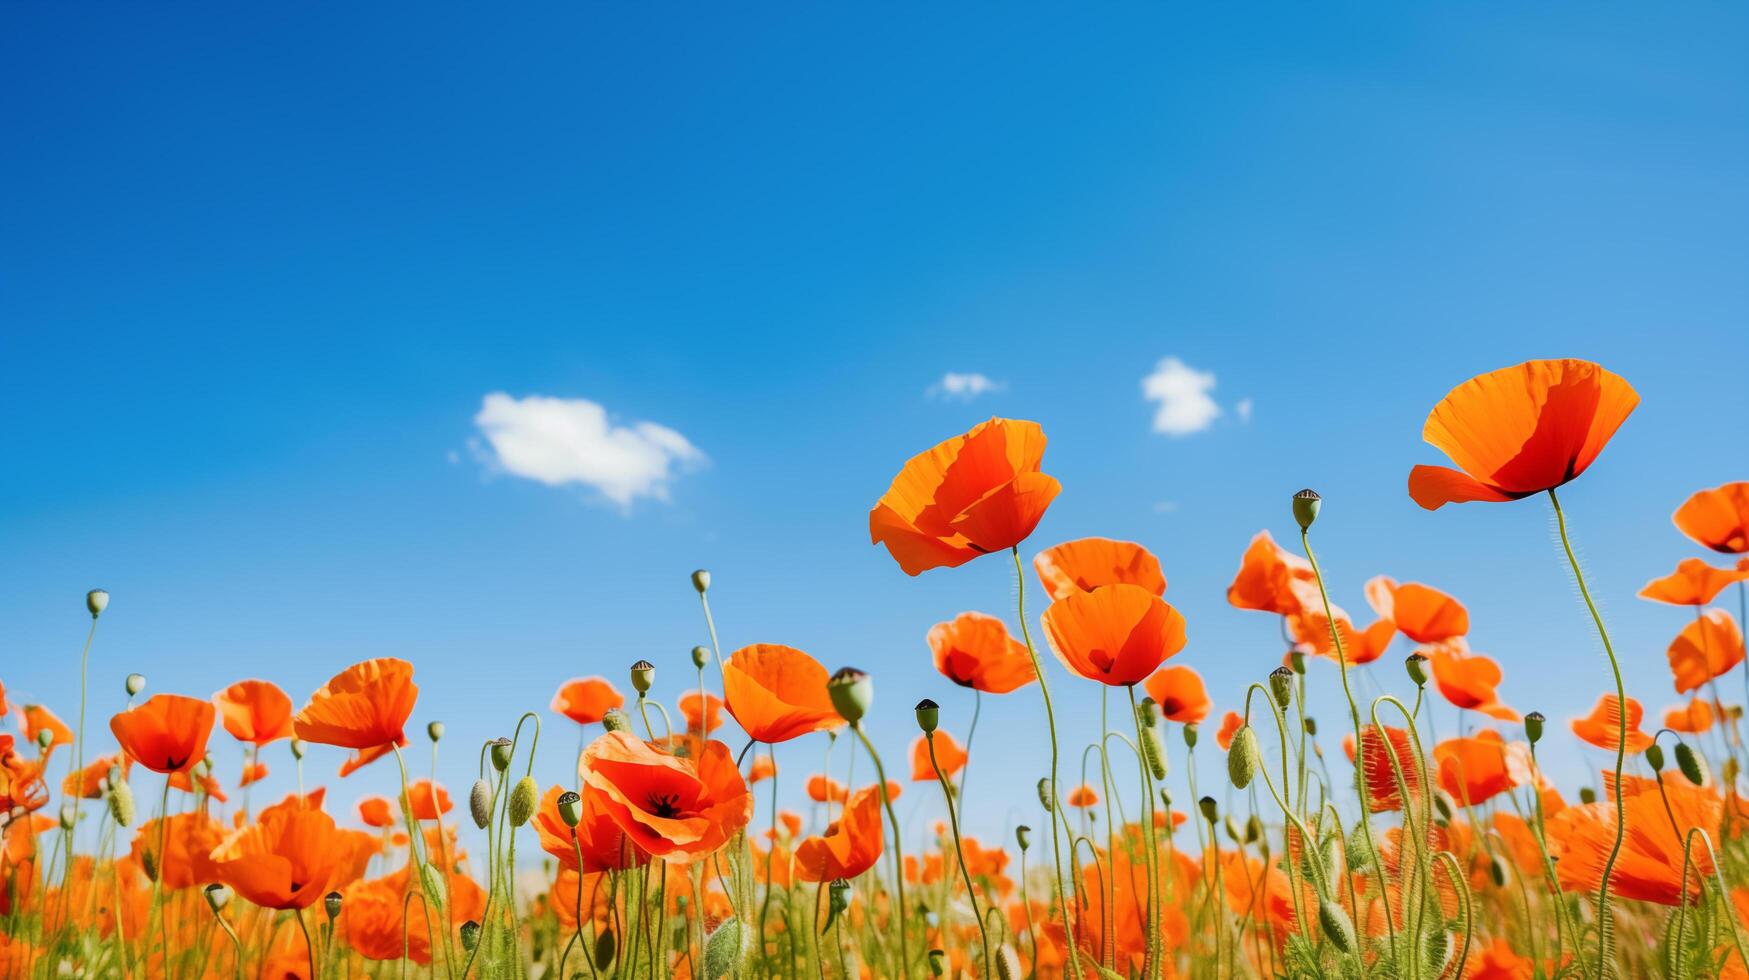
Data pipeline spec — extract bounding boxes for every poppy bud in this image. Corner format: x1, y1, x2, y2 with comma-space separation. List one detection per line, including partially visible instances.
141, 847, 159, 882
1288, 650, 1307, 675
508, 776, 538, 827
691, 645, 711, 669
1137, 697, 1161, 729
324, 891, 342, 921
593, 929, 616, 970
460, 920, 481, 953
1303, 717, 1318, 736
1578, 786, 1597, 805
1223, 815, 1241, 843
1228, 724, 1259, 790
1724, 756, 1740, 786
1405, 654, 1429, 688
1159, 788, 1172, 810
914, 698, 939, 734
1183, 722, 1199, 749
927, 949, 947, 977
290, 738, 305, 760
59, 804, 75, 831
1676, 742, 1709, 787
994, 944, 1022, 980
1015, 825, 1031, 851
629, 660, 655, 695
1292, 489, 1322, 531
691, 569, 711, 594
1244, 814, 1262, 844
125, 672, 145, 697
1140, 725, 1168, 781
1347, 825, 1374, 873
108, 780, 135, 827
557, 790, 583, 828
489, 737, 514, 772
1524, 711, 1545, 745
827, 667, 873, 725
601, 708, 632, 733
1432, 790, 1455, 826
1319, 899, 1356, 953
1645, 742, 1665, 772
1268, 667, 1294, 709
1198, 796, 1218, 823
469, 779, 491, 829
1036, 778, 1055, 811
34, 728, 53, 751
204, 882, 231, 913
1488, 855, 1508, 888
87, 589, 109, 617
427, 721, 444, 743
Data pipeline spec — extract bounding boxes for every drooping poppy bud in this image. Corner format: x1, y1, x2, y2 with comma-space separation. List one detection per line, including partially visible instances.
601, 709, 632, 733
1036, 778, 1054, 811
1303, 717, 1318, 736
594, 929, 616, 970
1293, 489, 1322, 531
1645, 742, 1665, 772
994, 944, 1022, 980
927, 949, 947, 977
204, 883, 231, 913
290, 738, 305, 760
1198, 796, 1218, 823
1319, 900, 1356, 953
1488, 855, 1508, 888
1579, 786, 1597, 805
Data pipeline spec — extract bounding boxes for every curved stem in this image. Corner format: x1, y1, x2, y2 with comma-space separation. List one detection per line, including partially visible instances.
852, 723, 909, 980
1432, 851, 1473, 979
927, 731, 992, 971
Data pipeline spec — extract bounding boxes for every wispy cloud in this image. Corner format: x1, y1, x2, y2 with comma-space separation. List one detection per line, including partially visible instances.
471, 393, 705, 509
929, 372, 1004, 401
1236, 397, 1254, 423
1141, 357, 1222, 436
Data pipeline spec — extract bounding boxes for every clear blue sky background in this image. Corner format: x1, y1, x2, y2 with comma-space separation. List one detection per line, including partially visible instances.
4, 5, 1747, 850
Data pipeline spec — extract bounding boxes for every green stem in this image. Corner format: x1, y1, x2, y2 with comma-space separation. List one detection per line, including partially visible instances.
1126, 686, 1163, 980
852, 723, 909, 980
927, 731, 992, 972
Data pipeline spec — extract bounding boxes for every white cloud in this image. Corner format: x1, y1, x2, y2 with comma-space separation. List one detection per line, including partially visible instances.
1142, 357, 1222, 436
1236, 398, 1254, 423
929, 372, 1004, 401
472, 393, 705, 509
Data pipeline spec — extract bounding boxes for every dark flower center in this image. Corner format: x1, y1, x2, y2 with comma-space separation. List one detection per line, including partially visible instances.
647, 792, 683, 819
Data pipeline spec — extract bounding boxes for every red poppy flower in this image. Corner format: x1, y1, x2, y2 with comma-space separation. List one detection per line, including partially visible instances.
1570, 695, 1653, 753
1350, 725, 1423, 813
1407, 359, 1637, 509
1363, 577, 1468, 645
1429, 650, 1519, 721
551, 677, 625, 726
1142, 665, 1210, 724
1555, 775, 1719, 905
1041, 584, 1188, 687
238, 761, 268, 787
293, 658, 418, 752
1663, 699, 1714, 734
579, 732, 752, 863
722, 644, 843, 744
795, 785, 884, 882
213, 680, 296, 746
406, 780, 452, 820
357, 797, 396, 829
1434, 731, 1529, 807
1639, 558, 1749, 607
1289, 608, 1397, 665
1666, 610, 1745, 694
1227, 531, 1320, 617
926, 612, 1037, 695
1033, 537, 1166, 601
1066, 785, 1099, 808
110, 695, 215, 775
869, 418, 1061, 575
130, 812, 225, 890
63, 754, 130, 800
1215, 711, 1243, 751
806, 775, 847, 804
679, 690, 725, 736
1673, 482, 1749, 554
533, 784, 649, 873
909, 731, 968, 782
210, 805, 352, 910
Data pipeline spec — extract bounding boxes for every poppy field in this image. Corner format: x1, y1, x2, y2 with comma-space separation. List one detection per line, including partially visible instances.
6, 357, 1749, 980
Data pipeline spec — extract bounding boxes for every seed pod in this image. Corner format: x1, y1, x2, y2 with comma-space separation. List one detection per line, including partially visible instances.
469, 779, 492, 829
994, 944, 1022, 980
1292, 489, 1322, 531
460, 920, 481, 952
691, 569, 711, 594
1036, 778, 1055, 812
427, 721, 445, 743
927, 949, 947, 977
508, 776, 538, 827
1676, 742, 1709, 787
489, 737, 514, 772
1319, 899, 1356, 952
691, 645, 711, 669
629, 660, 655, 695
204, 883, 231, 913
601, 708, 632, 733
1347, 825, 1375, 874
1183, 722, 1199, 749
324, 891, 343, 921
108, 780, 135, 828
1198, 796, 1218, 823
1268, 667, 1294, 709
827, 667, 873, 725
1523, 711, 1545, 745
1136, 697, 1161, 729
594, 928, 617, 970
1015, 825, 1031, 851
87, 589, 110, 617
1579, 786, 1597, 805
1488, 855, 1508, 888
1405, 654, 1430, 687
125, 672, 145, 697
557, 790, 583, 828
914, 699, 940, 734
1228, 724, 1259, 790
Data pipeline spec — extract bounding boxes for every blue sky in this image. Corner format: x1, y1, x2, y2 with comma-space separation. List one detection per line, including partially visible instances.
4, 4, 1747, 847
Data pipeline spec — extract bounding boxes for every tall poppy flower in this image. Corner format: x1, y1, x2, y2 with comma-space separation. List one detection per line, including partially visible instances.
293, 659, 418, 774
551, 677, 625, 726
1664, 698, 1715, 734
1066, 785, 1099, 808
1407, 359, 1638, 509
1429, 650, 1519, 721
356, 796, 395, 829
534, 784, 649, 873
1142, 665, 1210, 724
794, 785, 884, 882
806, 775, 847, 804
721, 644, 843, 744
63, 754, 130, 800
1215, 711, 1243, 751
1674, 482, 1749, 554
210, 804, 351, 910
213, 680, 295, 746
20, 705, 72, 751
1570, 695, 1652, 753
926, 612, 1036, 694
579, 732, 751, 863
678, 690, 724, 736
909, 731, 968, 782
1433, 731, 1529, 807
868, 418, 1060, 575
747, 755, 777, 784
1362, 577, 1468, 645
1033, 537, 1166, 601
1040, 583, 1188, 687
1289, 608, 1396, 665
1226, 531, 1320, 616
130, 812, 225, 890
1666, 610, 1745, 694
1555, 775, 1719, 905
1638, 558, 1749, 607
110, 694, 215, 775
406, 780, 451, 820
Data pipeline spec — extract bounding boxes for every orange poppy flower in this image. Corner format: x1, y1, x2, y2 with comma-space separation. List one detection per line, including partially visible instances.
1352, 725, 1423, 813
747, 754, 777, 784
337, 743, 398, 778
794, 785, 884, 882
169, 767, 227, 802
533, 784, 650, 873
1664, 698, 1715, 734
721, 644, 843, 744
62, 754, 130, 800
238, 761, 268, 787
406, 780, 451, 820
679, 690, 724, 735
1464, 938, 1536, 980
210, 804, 352, 910
1429, 650, 1519, 720
551, 677, 625, 726
1226, 531, 1320, 617
1639, 558, 1749, 607
909, 731, 968, 782
1674, 482, 1749, 554
1041, 583, 1188, 687
868, 417, 1061, 576
1667, 610, 1745, 694
1143, 665, 1210, 724
1555, 774, 1718, 905
806, 774, 847, 804
1407, 359, 1638, 509
293, 658, 418, 753
213, 680, 295, 746
109, 694, 215, 775
356, 796, 395, 828
341, 864, 484, 965
1215, 711, 1243, 750
549, 868, 614, 933
579, 732, 752, 863
1433, 731, 1528, 807
0, 734, 47, 817
1289, 608, 1397, 665
129, 811, 226, 890
1066, 784, 1099, 808
1570, 695, 1653, 753
1033, 537, 1166, 601
21, 705, 72, 750
927, 611, 1037, 694
1363, 577, 1468, 645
